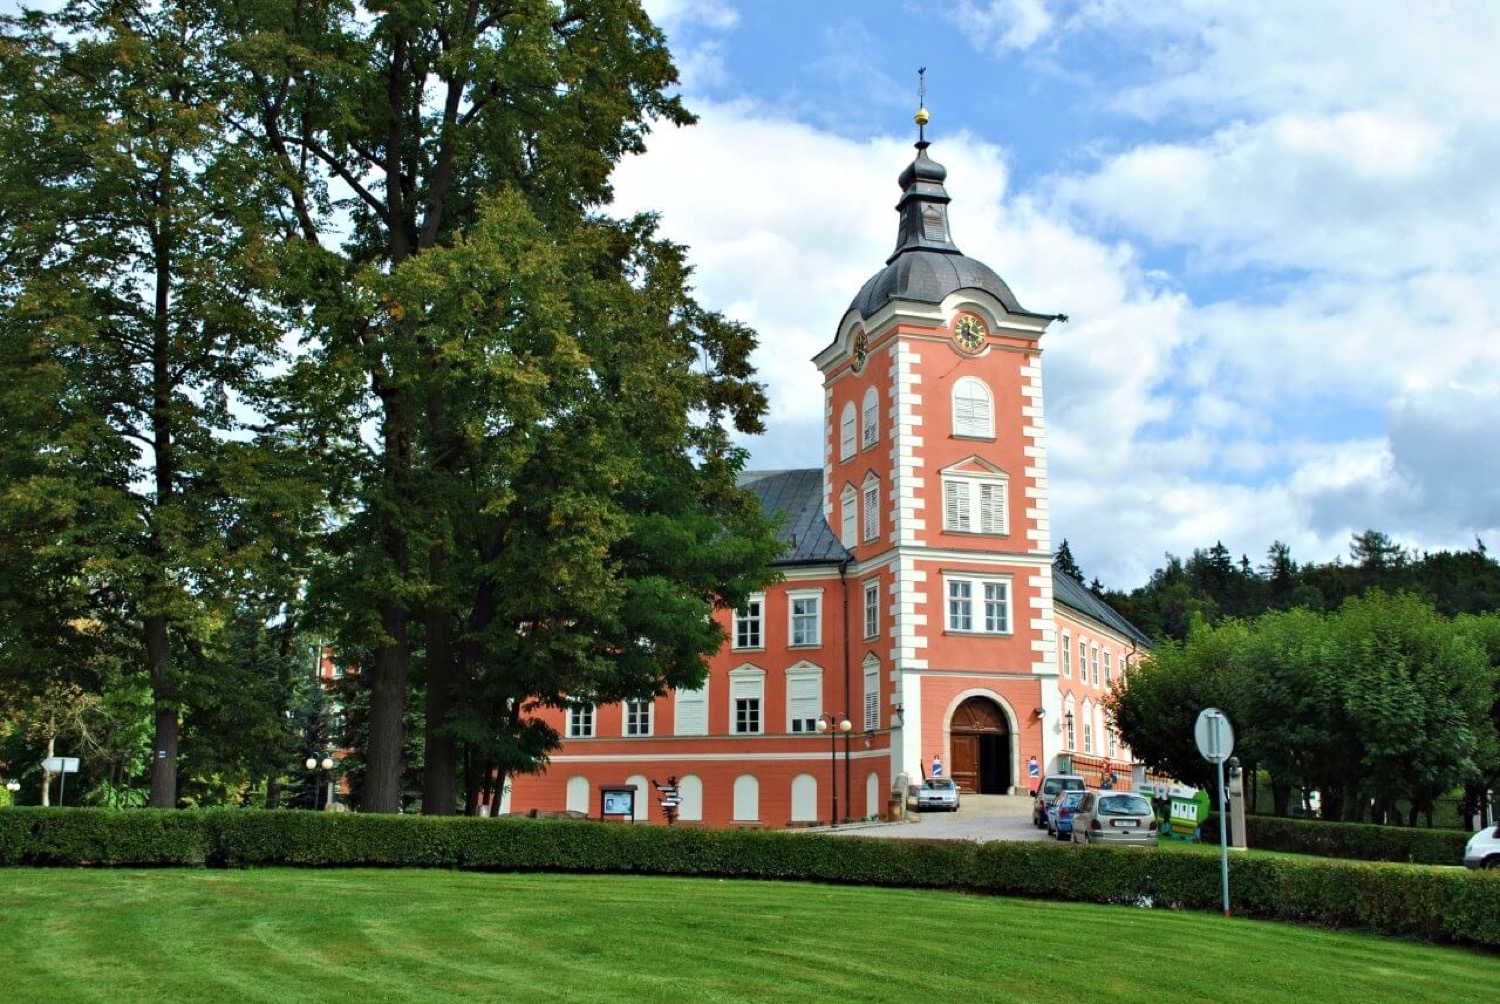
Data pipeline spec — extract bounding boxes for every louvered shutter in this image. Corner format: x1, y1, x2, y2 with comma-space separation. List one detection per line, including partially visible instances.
787, 674, 820, 733
979, 480, 1006, 534
863, 662, 879, 731
674, 686, 707, 736
840, 488, 856, 547
943, 479, 970, 531
862, 390, 878, 447
953, 380, 992, 437
840, 404, 856, 460
862, 483, 878, 541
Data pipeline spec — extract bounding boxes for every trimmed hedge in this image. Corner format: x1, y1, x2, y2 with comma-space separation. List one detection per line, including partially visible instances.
3, 806, 1498, 950
1199, 812, 1473, 865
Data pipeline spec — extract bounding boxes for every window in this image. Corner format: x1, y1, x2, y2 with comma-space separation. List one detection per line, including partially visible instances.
863, 579, 880, 639
1066, 710, 1076, 750
1108, 732, 1117, 758
1084, 723, 1093, 754
787, 667, 821, 733
625, 700, 653, 737
861, 387, 879, 448
567, 704, 595, 739
1078, 639, 1088, 680
942, 474, 1008, 535
674, 684, 707, 736
1061, 632, 1072, 678
863, 657, 879, 731
1103, 650, 1112, 687
945, 574, 1012, 634
840, 485, 857, 548
952, 377, 994, 438
789, 590, 822, 647
733, 594, 764, 650
1091, 645, 1100, 686
840, 402, 856, 460
862, 479, 879, 542
730, 669, 764, 735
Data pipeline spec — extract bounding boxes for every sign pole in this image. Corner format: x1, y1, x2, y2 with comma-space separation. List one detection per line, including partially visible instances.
1216, 755, 1229, 916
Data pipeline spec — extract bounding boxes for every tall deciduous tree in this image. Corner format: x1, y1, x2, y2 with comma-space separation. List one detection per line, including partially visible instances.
0, 2, 305, 807
213, 0, 777, 811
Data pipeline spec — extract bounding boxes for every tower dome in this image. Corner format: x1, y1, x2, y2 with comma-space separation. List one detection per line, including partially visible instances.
850, 134, 1034, 320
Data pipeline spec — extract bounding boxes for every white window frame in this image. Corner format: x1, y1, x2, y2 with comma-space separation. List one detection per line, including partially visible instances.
839, 401, 856, 461
789, 589, 822, 647
861, 387, 879, 449
1091, 644, 1100, 686
1061, 632, 1072, 678
1078, 638, 1088, 681
863, 579, 880, 640
1103, 650, 1112, 687
952, 376, 994, 438
733, 594, 764, 651
566, 703, 595, 739
729, 667, 765, 735
786, 664, 822, 734
944, 573, 1012, 635
862, 477, 879, 543
862, 656, 880, 732
1084, 722, 1093, 754
673, 683, 708, 737
942, 473, 1008, 535
624, 699, 653, 737
1066, 709, 1076, 750
840, 485, 857, 548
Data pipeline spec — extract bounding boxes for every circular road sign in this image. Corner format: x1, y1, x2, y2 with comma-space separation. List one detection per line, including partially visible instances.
1194, 708, 1235, 764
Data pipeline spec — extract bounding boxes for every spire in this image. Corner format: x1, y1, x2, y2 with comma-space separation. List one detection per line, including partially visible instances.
888, 69, 961, 264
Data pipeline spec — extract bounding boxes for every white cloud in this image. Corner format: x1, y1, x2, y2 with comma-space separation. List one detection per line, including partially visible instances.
949, 0, 1055, 52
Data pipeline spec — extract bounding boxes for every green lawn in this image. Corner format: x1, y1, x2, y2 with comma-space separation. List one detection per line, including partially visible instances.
0, 870, 1495, 1002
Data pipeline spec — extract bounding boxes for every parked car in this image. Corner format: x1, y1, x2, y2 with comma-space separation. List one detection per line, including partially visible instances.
1465, 825, 1500, 869
1047, 789, 1089, 839
915, 777, 961, 812
1032, 774, 1087, 827
1070, 791, 1158, 847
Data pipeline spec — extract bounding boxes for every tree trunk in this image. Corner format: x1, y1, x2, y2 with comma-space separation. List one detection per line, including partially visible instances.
146, 613, 178, 808
265, 776, 281, 810
422, 594, 458, 814
40, 729, 55, 807
363, 601, 409, 813
1271, 779, 1290, 816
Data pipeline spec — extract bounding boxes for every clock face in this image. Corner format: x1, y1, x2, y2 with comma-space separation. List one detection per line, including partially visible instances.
852, 330, 869, 372
953, 314, 986, 352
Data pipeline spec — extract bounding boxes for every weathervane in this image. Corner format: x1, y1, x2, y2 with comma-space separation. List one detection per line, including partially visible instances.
915, 66, 930, 144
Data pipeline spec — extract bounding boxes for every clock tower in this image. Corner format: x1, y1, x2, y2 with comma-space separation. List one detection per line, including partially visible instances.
814, 104, 1064, 795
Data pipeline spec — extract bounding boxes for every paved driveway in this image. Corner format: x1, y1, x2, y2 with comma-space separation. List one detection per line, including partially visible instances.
819, 794, 1058, 843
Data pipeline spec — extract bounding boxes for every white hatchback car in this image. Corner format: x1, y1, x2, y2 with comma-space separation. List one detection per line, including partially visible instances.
1464, 824, 1500, 869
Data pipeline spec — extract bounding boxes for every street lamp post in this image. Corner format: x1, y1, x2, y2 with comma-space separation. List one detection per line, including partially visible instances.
815, 712, 852, 827
5, 779, 18, 805
304, 755, 334, 810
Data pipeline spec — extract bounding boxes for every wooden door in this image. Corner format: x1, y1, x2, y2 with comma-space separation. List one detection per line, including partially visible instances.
951, 734, 980, 793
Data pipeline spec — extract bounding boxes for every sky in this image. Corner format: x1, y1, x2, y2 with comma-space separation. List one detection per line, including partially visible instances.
611, 0, 1500, 589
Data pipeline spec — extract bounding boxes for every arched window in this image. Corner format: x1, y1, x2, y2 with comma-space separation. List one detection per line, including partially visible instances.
861, 387, 879, 448
626, 773, 650, 821
565, 776, 589, 813
839, 401, 856, 460
790, 773, 818, 822
678, 775, 704, 822
952, 377, 994, 438
733, 775, 760, 822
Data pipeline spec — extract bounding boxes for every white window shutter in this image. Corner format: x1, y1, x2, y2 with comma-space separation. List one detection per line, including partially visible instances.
862, 389, 878, 447
840, 488, 856, 547
943, 479, 970, 532
863, 484, 878, 541
979, 480, 1007, 534
840, 403, 856, 460
674, 686, 706, 736
862, 662, 879, 731
787, 674, 820, 732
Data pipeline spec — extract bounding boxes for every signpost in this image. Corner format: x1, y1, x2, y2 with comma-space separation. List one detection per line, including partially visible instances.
41, 756, 80, 807
652, 777, 681, 826
1194, 708, 1235, 916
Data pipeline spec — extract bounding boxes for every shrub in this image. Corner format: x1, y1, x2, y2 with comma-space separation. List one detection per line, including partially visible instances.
1202, 813, 1471, 865
2, 807, 1498, 949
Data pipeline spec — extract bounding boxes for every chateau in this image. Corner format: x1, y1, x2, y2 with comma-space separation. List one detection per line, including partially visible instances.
504, 117, 1150, 826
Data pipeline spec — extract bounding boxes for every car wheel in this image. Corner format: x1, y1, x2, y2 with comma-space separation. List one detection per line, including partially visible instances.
1485, 857, 1500, 869
1056, 830, 1068, 842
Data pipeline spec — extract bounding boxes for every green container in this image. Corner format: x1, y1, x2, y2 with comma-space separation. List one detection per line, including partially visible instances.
1168, 790, 1210, 840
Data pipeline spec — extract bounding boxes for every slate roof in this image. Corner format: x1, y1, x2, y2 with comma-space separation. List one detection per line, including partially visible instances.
738, 467, 1152, 647
737, 469, 852, 566
1053, 569, 1155, 649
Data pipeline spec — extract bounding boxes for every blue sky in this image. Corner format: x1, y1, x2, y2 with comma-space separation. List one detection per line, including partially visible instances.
616, 0, 1500, 588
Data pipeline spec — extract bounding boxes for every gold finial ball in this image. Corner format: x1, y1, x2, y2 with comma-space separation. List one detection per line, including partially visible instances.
914, 106, 931, 126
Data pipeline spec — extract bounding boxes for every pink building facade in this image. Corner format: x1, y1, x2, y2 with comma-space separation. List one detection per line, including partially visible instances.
504, 130, 1150, 826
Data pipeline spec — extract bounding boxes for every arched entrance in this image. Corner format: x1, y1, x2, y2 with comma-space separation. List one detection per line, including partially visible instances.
949, 697, 1012, 794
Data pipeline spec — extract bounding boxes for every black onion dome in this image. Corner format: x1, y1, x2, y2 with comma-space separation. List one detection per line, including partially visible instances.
850, 139, 1032, 320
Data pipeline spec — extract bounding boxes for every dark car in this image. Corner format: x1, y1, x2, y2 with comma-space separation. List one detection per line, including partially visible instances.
1070, 791, 1158, 847
1046, 789, 1088, 839
1032, 774, 1087, 827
